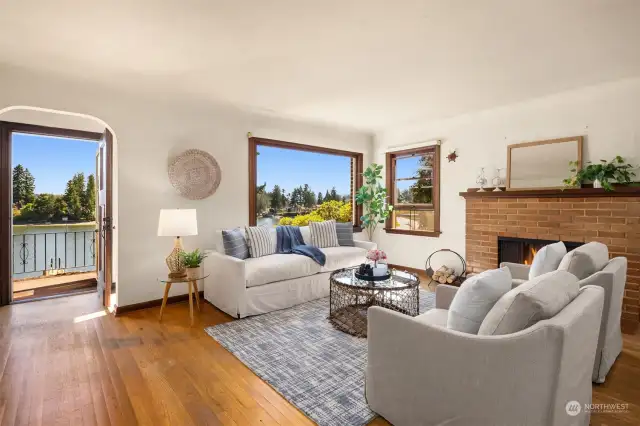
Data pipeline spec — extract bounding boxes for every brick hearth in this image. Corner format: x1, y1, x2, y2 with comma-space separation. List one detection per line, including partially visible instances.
462, 189, 640, 333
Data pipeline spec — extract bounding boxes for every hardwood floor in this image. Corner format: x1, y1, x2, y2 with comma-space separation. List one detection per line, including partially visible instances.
0, 292, 638, 426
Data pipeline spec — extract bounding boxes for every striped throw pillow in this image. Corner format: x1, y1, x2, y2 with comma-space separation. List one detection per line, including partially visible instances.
335, 222, 355, 247
310, 220, 339, 248
221, 228, 249, 259
245, 226, 276, 258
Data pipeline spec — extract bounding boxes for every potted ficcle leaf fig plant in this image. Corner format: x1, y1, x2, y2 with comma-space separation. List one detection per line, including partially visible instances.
180, 249, 207, 280
356, 163, 394, 240
563, 156, 636, 191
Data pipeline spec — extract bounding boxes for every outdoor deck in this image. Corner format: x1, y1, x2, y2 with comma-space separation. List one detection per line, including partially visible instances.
13, 272, 97, 301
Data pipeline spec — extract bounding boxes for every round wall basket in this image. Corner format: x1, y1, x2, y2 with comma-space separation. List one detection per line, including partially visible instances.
168, 149, 221, 200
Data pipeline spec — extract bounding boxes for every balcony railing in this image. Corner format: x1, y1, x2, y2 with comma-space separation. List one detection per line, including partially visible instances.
13, 231, 97, 278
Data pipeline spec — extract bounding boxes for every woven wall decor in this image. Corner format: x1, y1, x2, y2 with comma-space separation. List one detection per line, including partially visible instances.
168, 149, 221, 200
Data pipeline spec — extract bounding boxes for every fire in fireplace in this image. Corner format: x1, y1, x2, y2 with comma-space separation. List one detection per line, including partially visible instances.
497, 237, 583, 266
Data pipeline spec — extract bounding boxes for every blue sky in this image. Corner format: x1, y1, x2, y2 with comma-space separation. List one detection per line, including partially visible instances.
12, 133, 98, 195
257, 146, 352, 196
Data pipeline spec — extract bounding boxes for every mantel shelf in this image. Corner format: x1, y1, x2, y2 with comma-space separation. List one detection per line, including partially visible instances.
459, 186, 640, 199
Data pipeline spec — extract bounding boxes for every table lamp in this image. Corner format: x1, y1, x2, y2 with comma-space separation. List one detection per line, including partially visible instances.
157, 209, 198, 278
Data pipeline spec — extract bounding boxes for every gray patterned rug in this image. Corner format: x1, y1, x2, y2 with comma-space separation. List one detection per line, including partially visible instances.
205, 289, 435, 426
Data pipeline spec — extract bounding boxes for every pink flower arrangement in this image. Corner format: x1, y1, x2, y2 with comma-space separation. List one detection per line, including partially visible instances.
366, 249, 387, 263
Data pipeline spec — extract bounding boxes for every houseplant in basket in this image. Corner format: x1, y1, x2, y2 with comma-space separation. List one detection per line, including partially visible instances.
180, 249, 207, 280
563, 156, 636, 191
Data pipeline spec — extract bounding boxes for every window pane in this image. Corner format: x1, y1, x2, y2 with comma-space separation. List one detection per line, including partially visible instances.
395, 177, 433, 204
255, 145, 354, 227
394, 152, 434, 179
392, 209, 435, 232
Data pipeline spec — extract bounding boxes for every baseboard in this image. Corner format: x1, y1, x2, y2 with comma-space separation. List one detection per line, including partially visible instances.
114, 291, 204, 316
387, 263, 424, 275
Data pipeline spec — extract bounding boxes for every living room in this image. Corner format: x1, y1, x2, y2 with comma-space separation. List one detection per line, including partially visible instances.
0, 1, 639, 425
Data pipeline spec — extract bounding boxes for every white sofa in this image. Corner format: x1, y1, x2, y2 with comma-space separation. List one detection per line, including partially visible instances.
366, 284, 605, 426
501, 242, 626, 383
204, 226, 376, 318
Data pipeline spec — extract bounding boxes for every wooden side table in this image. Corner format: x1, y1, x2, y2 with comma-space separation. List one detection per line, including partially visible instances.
158, 274, 209, 326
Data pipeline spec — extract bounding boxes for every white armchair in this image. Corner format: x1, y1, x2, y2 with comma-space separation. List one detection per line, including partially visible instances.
501, 242, 626, 383
366, 285, 604, 426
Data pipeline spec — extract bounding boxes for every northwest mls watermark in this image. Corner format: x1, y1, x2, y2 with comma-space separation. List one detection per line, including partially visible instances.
566, 400, 630, 416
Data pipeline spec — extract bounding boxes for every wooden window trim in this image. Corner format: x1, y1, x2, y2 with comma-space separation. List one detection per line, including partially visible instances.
385, 144, 441, 237
248, 137, 363, 230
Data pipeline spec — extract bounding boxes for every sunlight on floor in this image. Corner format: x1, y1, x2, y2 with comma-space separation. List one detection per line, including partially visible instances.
73, 310, 107, 323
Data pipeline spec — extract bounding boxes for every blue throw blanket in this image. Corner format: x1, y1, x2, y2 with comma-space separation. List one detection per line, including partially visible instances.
276, 225, 326, 266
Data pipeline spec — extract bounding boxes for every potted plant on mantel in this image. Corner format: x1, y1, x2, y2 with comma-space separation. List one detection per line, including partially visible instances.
180, 249, 207, 280
563, 156, 637, 191
356, 163, 394, 241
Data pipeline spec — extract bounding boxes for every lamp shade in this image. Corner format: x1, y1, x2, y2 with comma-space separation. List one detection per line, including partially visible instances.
157, 209, 198, 237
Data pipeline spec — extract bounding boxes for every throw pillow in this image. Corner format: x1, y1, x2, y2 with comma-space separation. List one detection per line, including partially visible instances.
529, 241, 567, 280
310, 220, 339, 248
478, 270, 579, 336
245, 226, 276, 258
335, 222, 355, 247
557, 242, 609, 280
446, 267, 512, 334
221, 228, 249, 259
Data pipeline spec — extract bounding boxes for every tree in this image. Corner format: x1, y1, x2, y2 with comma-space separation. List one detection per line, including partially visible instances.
317, 192, 324, 205
12, 164, 36, 208
82, 174, 96, 221
329, 187, 339, 201
270, 185, 284, 211
289, 186, 304, 210
303, 184, 315, 208
324, 190, 330, 202
409, 153, 434, 204
63, 172, 86, 220
256, 182, 271, 214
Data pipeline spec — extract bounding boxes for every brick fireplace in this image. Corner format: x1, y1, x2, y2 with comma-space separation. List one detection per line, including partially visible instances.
461, 187, 640, 333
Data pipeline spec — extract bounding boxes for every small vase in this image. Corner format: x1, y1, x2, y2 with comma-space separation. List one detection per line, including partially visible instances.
593, 179, 602, 189
185, 267, 201, 280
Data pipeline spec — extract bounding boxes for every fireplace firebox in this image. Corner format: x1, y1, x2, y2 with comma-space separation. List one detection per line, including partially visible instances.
497, 237, 583, 266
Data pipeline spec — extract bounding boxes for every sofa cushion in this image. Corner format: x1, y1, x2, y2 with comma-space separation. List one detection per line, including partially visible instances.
335, 222, 355, 247
558, 241, 609, 280
245, 254, 321, 288
529, 241, 566, 280
221, 228, 249, 259
446, 267, 512, 334
245, 225, 277, 258
299, 226, 312, 245
478, 270, 580, 336
320, 246, 367, 272
415, 309, 448, 328
310, 220, 340, 248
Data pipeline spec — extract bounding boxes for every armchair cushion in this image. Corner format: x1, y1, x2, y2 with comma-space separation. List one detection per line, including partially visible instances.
446, 267, 512, 334
415, 308, 448, 327
529, 241, 566, 279
558, 241, 609, 280
479, 270, 579, 335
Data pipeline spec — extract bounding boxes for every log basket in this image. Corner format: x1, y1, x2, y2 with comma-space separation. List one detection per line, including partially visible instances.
425, 249, 467, 287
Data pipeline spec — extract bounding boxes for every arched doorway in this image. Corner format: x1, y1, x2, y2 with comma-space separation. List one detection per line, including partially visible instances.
0, 107, 117, 309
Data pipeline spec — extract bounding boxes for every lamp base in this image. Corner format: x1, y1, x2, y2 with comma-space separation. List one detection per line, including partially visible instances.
166, 237, 186, 278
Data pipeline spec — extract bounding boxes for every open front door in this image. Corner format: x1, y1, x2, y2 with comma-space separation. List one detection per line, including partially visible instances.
96, 129, 113, 307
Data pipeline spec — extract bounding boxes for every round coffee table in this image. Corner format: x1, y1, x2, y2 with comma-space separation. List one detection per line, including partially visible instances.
329, 267, 420, 337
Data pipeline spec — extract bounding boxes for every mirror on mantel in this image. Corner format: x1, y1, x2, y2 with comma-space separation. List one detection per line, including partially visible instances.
507, 136, 583, 190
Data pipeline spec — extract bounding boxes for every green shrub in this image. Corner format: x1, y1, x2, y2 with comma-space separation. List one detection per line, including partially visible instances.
291, 211, 324, 226
278, 216, 293, 225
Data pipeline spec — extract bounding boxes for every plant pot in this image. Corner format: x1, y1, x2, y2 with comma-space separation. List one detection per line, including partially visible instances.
593, 179, 602, 189
185, 266, 201, 280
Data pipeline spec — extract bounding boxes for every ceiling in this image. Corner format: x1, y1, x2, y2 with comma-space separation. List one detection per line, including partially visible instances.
1, 0, 640, 131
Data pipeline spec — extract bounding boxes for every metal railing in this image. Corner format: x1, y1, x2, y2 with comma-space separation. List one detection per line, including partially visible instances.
13, 231, 97, 276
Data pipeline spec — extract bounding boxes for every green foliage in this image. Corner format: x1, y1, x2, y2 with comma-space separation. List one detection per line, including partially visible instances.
278, 217, 293, 225
317, 191, 324, 205
12, 164, 36, 208
410, 153, 434, 203
180, 249, 207, 268
355, 163, 393, 240
83, 174, 97, 221
270, 184, 285, 210
563, 156, 637, 191
278, 200, 353, 226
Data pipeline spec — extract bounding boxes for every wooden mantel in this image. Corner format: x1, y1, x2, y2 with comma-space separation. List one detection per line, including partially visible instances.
460, 186, 640, 199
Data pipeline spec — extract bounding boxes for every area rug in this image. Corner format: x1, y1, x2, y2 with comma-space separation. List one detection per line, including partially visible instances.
205, 289, 436, 426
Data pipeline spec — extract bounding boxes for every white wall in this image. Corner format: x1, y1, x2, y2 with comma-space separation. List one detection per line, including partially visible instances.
373, 77, 640, 270
0, 65, 373, 307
